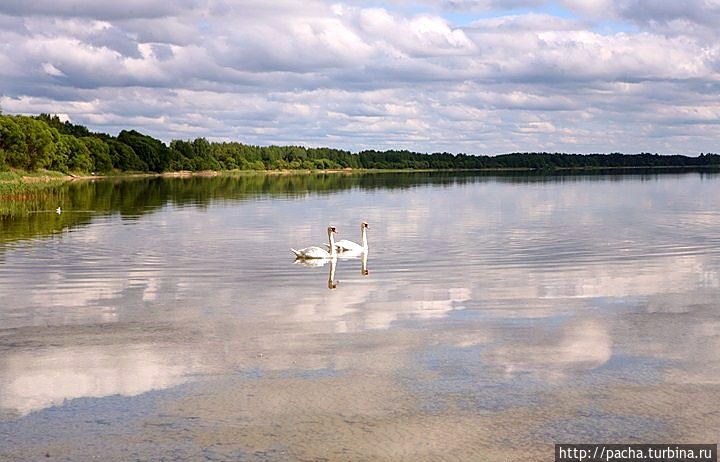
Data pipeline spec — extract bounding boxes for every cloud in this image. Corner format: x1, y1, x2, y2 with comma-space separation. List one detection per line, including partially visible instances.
41, 62, 65, 77
558, 0, 720, 40
0, 0, 202, 20
560, 0, 616, 18
0, 0, 719, 154
438, 0, 546, 10
616, 0, 720, 28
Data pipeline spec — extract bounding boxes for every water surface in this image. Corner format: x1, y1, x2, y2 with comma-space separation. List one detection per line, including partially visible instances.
1, 172, 719, 461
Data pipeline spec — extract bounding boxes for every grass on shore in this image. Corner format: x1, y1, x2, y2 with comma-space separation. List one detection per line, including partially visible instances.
0, 169, 69, 198
0, 169, 67, 181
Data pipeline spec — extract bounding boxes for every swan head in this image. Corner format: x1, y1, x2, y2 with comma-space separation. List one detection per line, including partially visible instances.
327, 226, 337, 235
361, 221, 369, 229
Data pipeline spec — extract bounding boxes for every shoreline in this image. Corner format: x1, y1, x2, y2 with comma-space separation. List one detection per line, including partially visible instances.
1, 165, 718, 199
10, 163, 720, 181
70, 164, 720, 180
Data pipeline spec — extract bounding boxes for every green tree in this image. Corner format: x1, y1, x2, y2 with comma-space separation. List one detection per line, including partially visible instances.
81, 136, 112, 172
35, 114, 91, 138
1, 116, 57, 170
0, 115, 26, 169
24, 117, 59, 170
49, 136, 70, 172
61, 134, 93, 172
117, 130, 170, 172
108, 139, 148, 171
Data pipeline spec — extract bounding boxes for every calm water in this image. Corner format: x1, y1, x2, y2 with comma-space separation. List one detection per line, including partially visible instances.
1, 172, 719, 461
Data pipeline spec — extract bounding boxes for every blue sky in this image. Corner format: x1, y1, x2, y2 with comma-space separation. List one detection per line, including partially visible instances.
442, 3, 574, 24
0, 0, 718, 154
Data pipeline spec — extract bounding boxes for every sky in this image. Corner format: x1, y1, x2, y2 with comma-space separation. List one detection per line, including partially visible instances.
0, 0, 719, 155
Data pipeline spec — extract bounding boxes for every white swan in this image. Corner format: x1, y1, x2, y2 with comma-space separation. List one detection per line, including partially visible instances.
291, 226, 337, 259
328, 221, 368, 253
55, 207, 62, 214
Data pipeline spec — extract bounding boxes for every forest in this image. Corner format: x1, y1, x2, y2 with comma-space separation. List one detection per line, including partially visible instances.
1, 113, 718, 174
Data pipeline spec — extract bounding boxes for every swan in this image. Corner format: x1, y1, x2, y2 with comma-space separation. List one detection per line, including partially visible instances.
328, 221, 368, 253
291, 226, 337, 259
55, 207, 62, 214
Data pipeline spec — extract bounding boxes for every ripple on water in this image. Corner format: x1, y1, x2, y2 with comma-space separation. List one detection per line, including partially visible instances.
1, 173, 720, 460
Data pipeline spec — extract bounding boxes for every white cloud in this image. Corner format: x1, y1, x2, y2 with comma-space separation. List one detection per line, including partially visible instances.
0, 0, 202, 20
0, 0, 719, 154
560, 0, 616, 18
438, 0, 545, 10
41, 62, 65, 77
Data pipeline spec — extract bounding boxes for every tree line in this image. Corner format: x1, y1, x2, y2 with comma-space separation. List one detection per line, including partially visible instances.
1, 113, 718, 174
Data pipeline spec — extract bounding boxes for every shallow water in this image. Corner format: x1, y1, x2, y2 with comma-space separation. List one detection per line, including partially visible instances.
1, 172, 719, 461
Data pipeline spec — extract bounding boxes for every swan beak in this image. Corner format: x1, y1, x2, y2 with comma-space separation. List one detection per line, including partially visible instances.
331, 227, 337, 233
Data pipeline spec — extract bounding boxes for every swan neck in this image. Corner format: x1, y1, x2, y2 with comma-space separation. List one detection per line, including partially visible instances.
361, 227, 368, 249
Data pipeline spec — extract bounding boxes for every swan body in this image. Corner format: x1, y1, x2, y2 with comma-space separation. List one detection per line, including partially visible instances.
292, 226, 337, 259
56, 207, 62, 214
327, 222, 368, 253
291, 246, 331, 259
333, 239, 363, 252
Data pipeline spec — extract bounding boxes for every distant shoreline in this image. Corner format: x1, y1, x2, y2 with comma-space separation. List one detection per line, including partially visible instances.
12, 163, 720, 181
2, 165, 719, 200
4, 164, 720, 182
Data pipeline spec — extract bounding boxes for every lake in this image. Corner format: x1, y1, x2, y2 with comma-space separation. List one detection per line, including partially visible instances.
1, 171, 719, 461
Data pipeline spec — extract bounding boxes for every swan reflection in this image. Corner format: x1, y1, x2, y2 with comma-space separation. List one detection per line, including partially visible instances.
293, 256, 338, 289
292, 252, 369, 289
293, 258, 333, 268
336, 249, 369, 277
328, 257, 338, 289
334, 251, 367, 273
